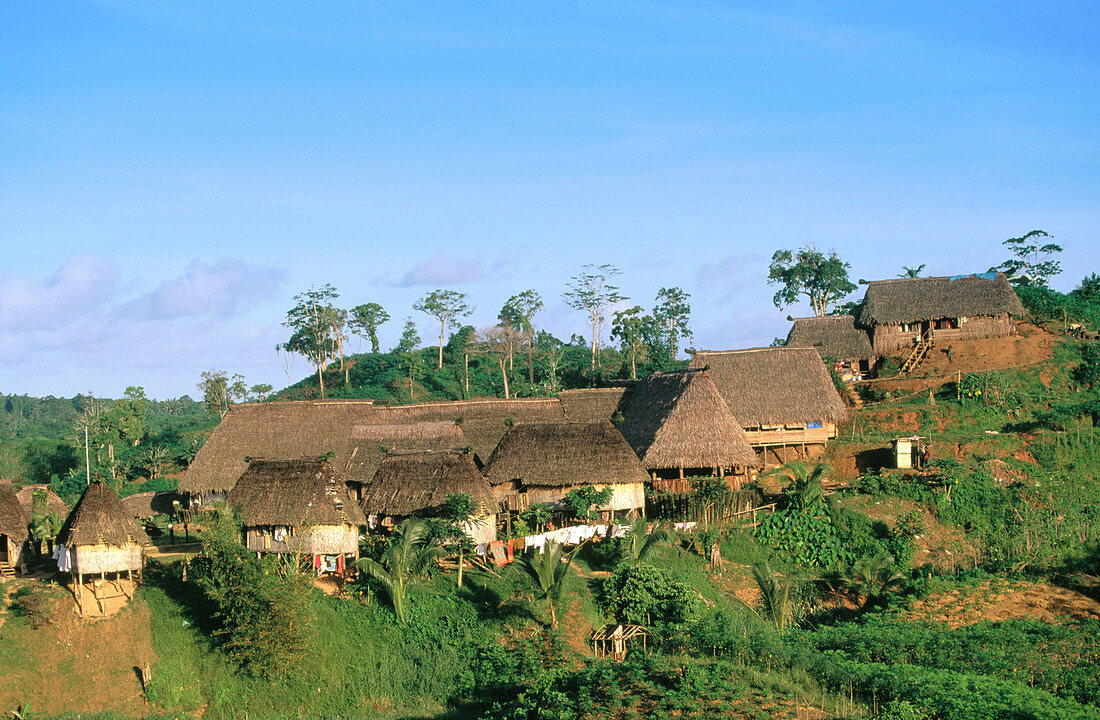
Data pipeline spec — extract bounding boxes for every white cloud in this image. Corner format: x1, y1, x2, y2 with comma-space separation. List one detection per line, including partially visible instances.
0, 254, 119, 332
396, 251, 490, 286
121, 257, 288, 320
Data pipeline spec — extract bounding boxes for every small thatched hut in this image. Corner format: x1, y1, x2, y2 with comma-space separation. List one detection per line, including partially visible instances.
0, 481, 29, 576
617, 370, 761, 492
558, 387, 632, 423
483, 422, 648, 520
786, 315, 874, 376
341, 421, 467, 501
858, 273, 1025, 355
121, 491, 181, 520
360, 451, 497, 544
15, 484, 70, 520
56, 482, 151, 616
226, 459, 365, 576
688, 347, 849, 465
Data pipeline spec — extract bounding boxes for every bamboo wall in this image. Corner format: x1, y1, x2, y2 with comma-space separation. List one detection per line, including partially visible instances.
646, 488, 763, 523
72, 543, 144, 574
870, 314, 1014, 355
245, 523, 359, 555
524, 482, 645, 513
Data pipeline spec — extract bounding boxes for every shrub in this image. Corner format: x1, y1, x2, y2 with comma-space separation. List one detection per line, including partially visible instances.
600, 564, 702, 628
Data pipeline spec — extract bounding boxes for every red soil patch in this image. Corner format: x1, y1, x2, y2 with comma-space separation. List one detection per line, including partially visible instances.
908, 580, 1100, 628
841, 495, 976, 570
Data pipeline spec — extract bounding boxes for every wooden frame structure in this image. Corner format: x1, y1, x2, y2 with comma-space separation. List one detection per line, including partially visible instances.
590, 624, 648, 660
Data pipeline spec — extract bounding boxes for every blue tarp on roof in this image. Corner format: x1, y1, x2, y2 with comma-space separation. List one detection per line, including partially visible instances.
947, 272, 998, 282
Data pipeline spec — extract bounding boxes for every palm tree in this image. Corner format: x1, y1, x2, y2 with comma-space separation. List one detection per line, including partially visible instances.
623, 516, 670, 566
356, 518, 443, 624
847, 553, 908, 609
745, 561, 798, 631
766, 461, 832, 511
517, 540, 574, 629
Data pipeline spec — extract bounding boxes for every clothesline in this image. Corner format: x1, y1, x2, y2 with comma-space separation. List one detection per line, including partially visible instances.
475, 521, 698, 557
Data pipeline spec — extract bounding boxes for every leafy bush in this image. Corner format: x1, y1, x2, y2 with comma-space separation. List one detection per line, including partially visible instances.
1073, 344, 1100, 389
563, 485, 613, 522
599, 563, 702, 628
754, 498, 852, 569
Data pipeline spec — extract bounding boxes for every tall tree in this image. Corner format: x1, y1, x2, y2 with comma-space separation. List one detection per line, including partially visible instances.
501, 290, 544, 384
328, 306, 351, 386
990, 229, 1062, 287
348, 302, 390, 354
767, 245, 857, 317
562, 264, 626, 374
414, 290, 474, 369
475, 325, 519, 398
653, 287, 693, 360
439, 492, 482, 588
394, 318, 425, 399
610, 306, 651, 380
282, 284, 340, 398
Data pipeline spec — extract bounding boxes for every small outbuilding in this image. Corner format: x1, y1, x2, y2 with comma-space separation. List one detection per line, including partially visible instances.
483, 422, 648, 521
360, 451, 498, 544
56, 482, 152, 616
14, 484, 70, 521
786, 315, 875, 377
0, 481, 29, 577
226, 458, 366, 578
617, 370, 761, 492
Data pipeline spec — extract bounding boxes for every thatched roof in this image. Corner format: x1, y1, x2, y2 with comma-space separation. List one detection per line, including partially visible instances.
360, 451, 495, 517
688, 348, 849, 427
227, 459, 366, 528
786, 315, 874, 360
484, 422, 650, 488
14, 484, 70, 519
559, 388, 632, 423
859, 273, 1025, 326
179, 398, 565, 495
617, 370, 760, 471
57, 483, 151, 548
121, 491, 181, 519
0, 481, 28, 542
341, 421, 467, 484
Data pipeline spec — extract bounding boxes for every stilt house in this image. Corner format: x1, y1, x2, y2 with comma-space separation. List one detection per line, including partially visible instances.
226, 458, 365, 577
359, 451, 497, 544
688, 347, 848, 466
0, 481, 28, 577
857, 272, 1025, 356
617, 370, 761, 492
56, 482, 151, 617
786, 315, 874, 376
483, 422, 648, 521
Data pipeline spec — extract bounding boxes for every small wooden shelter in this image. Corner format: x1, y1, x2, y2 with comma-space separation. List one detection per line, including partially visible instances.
858, 273, 1025, 356
590, 624, 648, 660
688, 347, 848, 466
56, 482, 151, 616
617, 370, 761, 492
0, 481, 29, 577
786, 315, 875, 377
360, 451, 497, 543
226, 458, 365, 577
483, 422, 648, 520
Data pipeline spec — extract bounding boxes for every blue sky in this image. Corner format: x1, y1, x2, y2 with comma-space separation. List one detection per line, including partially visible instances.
2, 1, 1097, 399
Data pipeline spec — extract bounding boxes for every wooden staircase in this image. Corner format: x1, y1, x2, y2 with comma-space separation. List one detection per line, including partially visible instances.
0, 561, 15, 579
901, 335, 934, 374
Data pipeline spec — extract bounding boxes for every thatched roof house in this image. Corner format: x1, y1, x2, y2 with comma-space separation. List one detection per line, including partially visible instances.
361, 451, 496, 543
786, 316, 874, 368
227, 458, 365, 559
57, 482, 151, 575
483, 422, 648, 515
121, 491, 181, 519
341, 421, 467, 488
558, 387, 632, 423
0, 481, 29, 573
617, 370, 760, 484
14, 484, 69, 520
858, 273, 1025, 355
179, 398, 565, 500
688, 348, 848, 457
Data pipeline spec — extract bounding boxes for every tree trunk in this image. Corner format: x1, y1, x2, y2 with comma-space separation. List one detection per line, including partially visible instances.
498, 358, 510, 399
457, 547, 464, 588
317, 363, 326, 399
527, 336, 534, 384
438, 321, 445, 369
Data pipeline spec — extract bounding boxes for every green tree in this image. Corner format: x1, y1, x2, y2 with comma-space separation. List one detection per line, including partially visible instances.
414, 290, 474, 370
745, 561, 798, 631
282, 284, 340, 398
440, 492, 483, 588
563, 484, 614, 523
767, 460, 832, 511
501, 290, 544, 384
475, 324, 519, 398
563, 264, 627, 374
357, 518, 444, 624
249, 384, 273, 401
517, 540, 574, 628
610, 306, 651, 380
622, 515, 670, 566
691, 475, 731, 531
990, 229, 1062, 287
28, 488, 61, 556
653, 287, 693, 360
900, 264, 926, 278
601, 563, 701, 627
768, 245, 857, 316
349, 302, 391, 354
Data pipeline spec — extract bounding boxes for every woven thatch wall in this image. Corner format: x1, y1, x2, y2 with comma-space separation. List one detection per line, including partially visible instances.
71, 542, 144, 574
859, 273, 1025, 327
618, 370, 760, 472
227, 459, 366, 528
58, 483, 151, 549
245, 523, 359, 555
484, 422, 651, 489
361, 451, 497, 519
558, 388, 632, 423
522, 482, 645, 512
180, 398, 565, 496
0, 481, 28, 543
341, 421, 466, 484
14, 484, 69, 520
688, 348, 848, 428
786, 315, 874, 361
870, 314, 1015, 355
